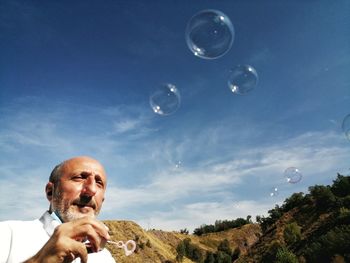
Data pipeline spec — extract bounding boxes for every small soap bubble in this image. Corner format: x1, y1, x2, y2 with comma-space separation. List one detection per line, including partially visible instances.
185, 9, 234, 59
150, 83, 181, 116
228, 65, 258, 95
175, 161, 182, 169
342, 114, 350, 141
284, 167, 302, 184
269, 187, 279, 197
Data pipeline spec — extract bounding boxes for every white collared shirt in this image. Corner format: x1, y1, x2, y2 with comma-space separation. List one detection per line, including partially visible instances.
0, 211, 116, 263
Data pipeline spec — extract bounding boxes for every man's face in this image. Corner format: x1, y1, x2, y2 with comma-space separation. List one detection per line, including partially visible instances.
50, 157, 107, 222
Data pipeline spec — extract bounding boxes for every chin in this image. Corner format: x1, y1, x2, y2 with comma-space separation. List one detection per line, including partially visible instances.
63, 210, 95, 222
76, 210, 96, 218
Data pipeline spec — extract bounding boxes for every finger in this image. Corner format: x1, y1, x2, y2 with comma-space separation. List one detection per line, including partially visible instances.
62, 252, 75, 263
71, 217, 110, 240
86, 219, 111, 240
71, 224, 102, 252
70, 241, 88, 263
61, 217, 110, 252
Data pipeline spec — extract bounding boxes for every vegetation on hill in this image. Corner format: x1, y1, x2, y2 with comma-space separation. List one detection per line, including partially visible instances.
239, 173, 350, 263
193, 216, 252, 236
104, 173, 350, 263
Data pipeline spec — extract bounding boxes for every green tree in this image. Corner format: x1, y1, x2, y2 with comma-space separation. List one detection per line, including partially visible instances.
256, 215, 262, 224
282, 192, 305, 212
246, 215, 252, 223
331, 174, 350, 197
180, 228, 189, 235
309, 185, 336, 210
268, 204, 283, 220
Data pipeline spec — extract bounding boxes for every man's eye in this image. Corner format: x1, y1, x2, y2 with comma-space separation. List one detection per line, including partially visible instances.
96, 180, 104, 186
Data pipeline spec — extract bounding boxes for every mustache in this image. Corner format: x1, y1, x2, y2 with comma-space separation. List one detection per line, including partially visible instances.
72, 196, 97, 209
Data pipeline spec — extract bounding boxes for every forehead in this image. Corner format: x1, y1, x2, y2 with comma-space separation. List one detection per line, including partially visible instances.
61, 158, 107, 181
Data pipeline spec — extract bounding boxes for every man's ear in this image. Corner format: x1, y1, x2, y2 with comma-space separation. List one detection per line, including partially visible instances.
45, 182, 54, 202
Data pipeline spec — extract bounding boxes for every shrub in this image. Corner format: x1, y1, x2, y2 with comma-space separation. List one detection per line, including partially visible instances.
284, 222, 301, 245
176, 241, 185, 262
217, 239, 232, 256
204, 252, 215, 263
216, 251, 232, 263
261, 240, 284, 263
275, 247, 299, 263
304, 225, 350, 262
176, 238, 204, 263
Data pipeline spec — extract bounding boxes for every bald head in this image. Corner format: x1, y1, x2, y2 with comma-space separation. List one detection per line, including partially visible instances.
49, 156, 107, 185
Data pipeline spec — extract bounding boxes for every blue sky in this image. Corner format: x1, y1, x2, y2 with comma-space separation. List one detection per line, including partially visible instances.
0, 0, 349, 232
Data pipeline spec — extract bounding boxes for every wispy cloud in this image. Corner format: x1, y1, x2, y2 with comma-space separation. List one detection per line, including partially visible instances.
102, 129, 349, 231
137, 200, 273, 232
0, 173, 48, 221
0, 97, 348, 232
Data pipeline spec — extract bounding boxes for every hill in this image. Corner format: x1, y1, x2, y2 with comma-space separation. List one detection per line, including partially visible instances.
104, 174, 350, 263
237, 174, 350, 263
103, 220, 261, 263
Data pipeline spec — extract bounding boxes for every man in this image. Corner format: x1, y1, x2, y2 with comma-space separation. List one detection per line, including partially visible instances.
0, 156, 116, 263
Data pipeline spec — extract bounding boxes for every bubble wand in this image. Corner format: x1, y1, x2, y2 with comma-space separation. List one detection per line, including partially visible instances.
107, 240, 137, 256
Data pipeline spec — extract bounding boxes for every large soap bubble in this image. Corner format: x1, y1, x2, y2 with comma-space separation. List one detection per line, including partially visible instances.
342, 114, 350, 141
284, 167, 302, 184
228, 65, 258, 95
150, 83, 181, 116
185, 9, 234, 59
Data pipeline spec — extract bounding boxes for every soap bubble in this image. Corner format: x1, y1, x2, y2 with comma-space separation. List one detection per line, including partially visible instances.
185, 9, 234, 59
269, 187, 279, 197
342, 114, 350, 141
228, 65, 258, 94
150, 83, 180, 116
175, 161, 182, 169
284, 167, 302, 184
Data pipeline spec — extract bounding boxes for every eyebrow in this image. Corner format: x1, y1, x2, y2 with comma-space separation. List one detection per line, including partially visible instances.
79, 171, 106, 185
80, 171, 99, 177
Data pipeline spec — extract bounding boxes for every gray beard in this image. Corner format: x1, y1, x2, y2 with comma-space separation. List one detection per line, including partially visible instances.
51, 189, 98, 222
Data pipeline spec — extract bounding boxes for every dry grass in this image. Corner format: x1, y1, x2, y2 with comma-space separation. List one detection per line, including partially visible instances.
103, 220, 261, 263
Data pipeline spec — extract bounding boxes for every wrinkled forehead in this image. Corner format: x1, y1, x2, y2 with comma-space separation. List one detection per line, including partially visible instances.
61, 157, 107, 181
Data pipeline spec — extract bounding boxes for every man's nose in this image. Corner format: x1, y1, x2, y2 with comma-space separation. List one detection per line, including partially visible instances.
82, 177, 97, 196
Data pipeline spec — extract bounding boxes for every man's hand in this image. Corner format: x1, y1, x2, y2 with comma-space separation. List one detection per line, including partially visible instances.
25, 217, 110, 263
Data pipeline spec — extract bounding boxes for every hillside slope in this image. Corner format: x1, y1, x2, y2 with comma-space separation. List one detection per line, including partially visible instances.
103, 174, 350, 263
103, 220, 261, 263
237, 174, 350, 263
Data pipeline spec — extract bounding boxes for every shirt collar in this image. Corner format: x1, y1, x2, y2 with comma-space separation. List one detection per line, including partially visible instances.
39, 211, 62, 236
